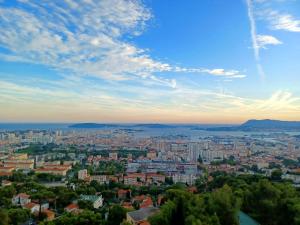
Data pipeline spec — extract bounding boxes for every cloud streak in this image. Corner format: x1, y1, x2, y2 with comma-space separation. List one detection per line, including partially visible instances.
246, 0, 267, 79
1, 79, 299, 123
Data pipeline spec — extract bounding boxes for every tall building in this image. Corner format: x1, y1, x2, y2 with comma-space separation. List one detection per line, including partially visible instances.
188, 143, 202, 162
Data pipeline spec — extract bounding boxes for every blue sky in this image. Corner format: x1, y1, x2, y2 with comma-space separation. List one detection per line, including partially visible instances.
0, 0, 300, 123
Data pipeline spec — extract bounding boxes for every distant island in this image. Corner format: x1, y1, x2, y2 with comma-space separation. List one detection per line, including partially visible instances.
206, 119, 300, 132
70, 120, 300, 131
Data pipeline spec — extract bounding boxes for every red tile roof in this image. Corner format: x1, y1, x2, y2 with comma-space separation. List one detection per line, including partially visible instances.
65, 203, 79, 210
23, 202, 38, 209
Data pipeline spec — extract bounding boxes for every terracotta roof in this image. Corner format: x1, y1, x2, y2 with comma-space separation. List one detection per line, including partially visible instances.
0, 166, 15, 170
17, 193, 30, 198
65, 203, 79, 210
121, 202, 133, 209
23, 202, 38, 209
35, 167, 68, 171
146, 173, 165, 177
140, 197, 153, 209
118, 189, 130, 194
133, 195, 145, 202
138, 221, 150, 225
0, 172, 12, 177
127, 173, 146, 177
42, 209, 55, 218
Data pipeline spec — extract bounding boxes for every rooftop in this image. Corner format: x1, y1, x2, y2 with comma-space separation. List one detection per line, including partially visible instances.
127, 207, 159, 222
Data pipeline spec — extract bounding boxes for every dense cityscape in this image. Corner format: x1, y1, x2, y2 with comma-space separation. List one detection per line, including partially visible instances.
0, 125, 300, 224
1, 0, 300, 224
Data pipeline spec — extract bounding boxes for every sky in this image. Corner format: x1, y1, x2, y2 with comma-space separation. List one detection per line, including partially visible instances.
0, 0, 300, 124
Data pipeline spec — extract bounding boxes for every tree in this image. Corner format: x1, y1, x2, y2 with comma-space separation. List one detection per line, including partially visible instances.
107, 205, 127, 225
0, 185, 16, 208
271, 169, 282, 181
78, 200, 93, 210
197, 156, 203, 164
31, 190, 55, 218
195, 176, 207, 192
0, 209, 9, 225
40, 210, 103, 225
209, 185, 240, 225
7, 208, 30, 225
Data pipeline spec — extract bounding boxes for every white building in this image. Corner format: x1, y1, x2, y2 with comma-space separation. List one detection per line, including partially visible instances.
90, 175, 108, 184
12, 193, 31, 206
78, 169, 88, 180
188, 143, 203, 162
80, 195, 103, 209
172, 174, 197, 186
199, 149, 224, 162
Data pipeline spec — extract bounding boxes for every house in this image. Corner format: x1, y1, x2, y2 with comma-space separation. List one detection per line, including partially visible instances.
35, 167, 70, 176
64, 203, 82, 214
187, 186, 197, 193
78, 169, 89, 180
3, 159, 34, 170
146, 151, 157, 160
126, 207, 159, 225
124, 173, 146, 185
122, 201, 134, 210
172, 174, 197, 185
146, 173, 165, 184
0, 172, 13, 177
118, 189, 131, 199
132, 195, 146, 203
42, 209, 55, 221
1, 180, 12, 186
23, 202, 40, 213
132, 195, 153, 209
139, 196, 153, 209
90, 175, 108, 184
138, 222, 150, 225
0, 166, 15, 173
12, 193, 31, 206
80, 194, 103, 209
64, 203, 79, 213
40, 202, 49, 210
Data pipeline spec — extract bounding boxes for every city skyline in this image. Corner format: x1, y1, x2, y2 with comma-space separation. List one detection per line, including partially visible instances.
0, 0, 300, 123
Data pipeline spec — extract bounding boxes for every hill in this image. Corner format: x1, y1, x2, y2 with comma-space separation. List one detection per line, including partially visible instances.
207, 119, 300, 131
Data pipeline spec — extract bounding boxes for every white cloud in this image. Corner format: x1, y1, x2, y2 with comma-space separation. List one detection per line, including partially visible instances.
268, 11, 300, 32
0, 0, 245, 89
0, 0, 171, 84
1, 78, 299, 122
256, 34, 282, 48
173, 67, 246, 79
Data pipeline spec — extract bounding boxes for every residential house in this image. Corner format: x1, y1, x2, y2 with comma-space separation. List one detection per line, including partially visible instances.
118, 189, 131, 200
12, 193, 31, 206
42, 209, 55, 221
64, 203, 80, 213
90, 175, 108, 184
126, 207, 159, 225
80, 194, 103, 209
23, 202, 40, 213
